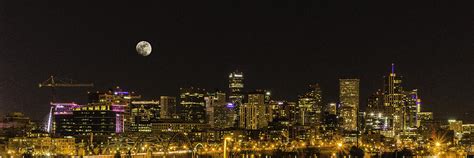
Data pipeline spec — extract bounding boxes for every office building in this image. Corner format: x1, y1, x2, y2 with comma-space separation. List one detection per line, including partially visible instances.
229, 71, 244, 104
298, 84, 323, 126
72, 104, 119, 135
239, 103, 258, 130
87, 88, 141, 133
339, 79, 359, 131
205, 91, 226, 128
249, 90, 268, 128
383, 64, 404, 131
339, 79, 360, 108
403, 89, 421, 129
129, 100, 160, 132
52, 103, 81, 136
160, 96, 177, 119
179, 87, 206, 123
339, 106, 357, 131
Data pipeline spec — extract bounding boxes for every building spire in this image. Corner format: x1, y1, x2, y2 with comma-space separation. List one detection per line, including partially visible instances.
391, 63, 395, 73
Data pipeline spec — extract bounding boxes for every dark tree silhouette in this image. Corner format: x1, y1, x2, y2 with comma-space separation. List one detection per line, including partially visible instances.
349, 146, 364, 158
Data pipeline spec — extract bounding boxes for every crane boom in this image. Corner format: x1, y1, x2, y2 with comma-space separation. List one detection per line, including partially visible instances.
38, 76, 94, 88
38, 75, 94, 102
39, 83, 94, 88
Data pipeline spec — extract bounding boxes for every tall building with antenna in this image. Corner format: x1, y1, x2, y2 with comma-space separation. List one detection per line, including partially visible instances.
383, 63, 405, 132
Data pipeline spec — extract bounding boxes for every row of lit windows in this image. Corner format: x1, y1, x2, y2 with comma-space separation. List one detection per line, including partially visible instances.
73, 105, 111, 111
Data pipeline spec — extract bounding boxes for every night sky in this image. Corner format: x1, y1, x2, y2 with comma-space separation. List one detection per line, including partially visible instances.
0, 1, 473, 122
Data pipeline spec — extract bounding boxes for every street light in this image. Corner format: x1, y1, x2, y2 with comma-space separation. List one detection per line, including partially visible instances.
337, 142, 343, 148
337, 142, 343, 157
223, 137, 232, 158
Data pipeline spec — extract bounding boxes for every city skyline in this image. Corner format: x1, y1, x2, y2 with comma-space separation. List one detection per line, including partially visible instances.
1, 1, 473, 157
0, 63, 472, 123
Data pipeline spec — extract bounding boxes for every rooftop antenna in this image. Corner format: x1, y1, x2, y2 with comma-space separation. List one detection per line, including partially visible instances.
391, 63, 395, 73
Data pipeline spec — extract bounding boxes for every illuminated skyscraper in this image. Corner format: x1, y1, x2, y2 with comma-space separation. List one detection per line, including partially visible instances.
339, 79, 359, 131
366, 90, 393, 133
240, 90, 268, 129
298, 84, 323, 127
448, 119, 463, 139
383, 64, 404, 131
160, 96, 177, 119
228, 70, 245, 127
403, 89, 421, 129
250, 90, 268, 128
339, 105, 357, 131
179, 87, 206, 123
366, 64, 424, 136
339, 79, 360, 108
239, 103, 257, 130
205, 91, 226, 128
212, 93, 236, 129
229, 71, 244, 104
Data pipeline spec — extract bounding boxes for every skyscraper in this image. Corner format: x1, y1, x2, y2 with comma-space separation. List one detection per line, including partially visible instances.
240, 90, 268, 129
228, 71, 244, 104
383, 64, 404, 131
239, 103, 258, 130
339, 105, 357, 131
339, 79, 360, 108
228, 70, 245, 127
339, 79, 359, 131
179, 87, 206, 123
298, 84, 323, 127
205, 91, 226, 128
160, 96, 177, 119
249, 90, 268, 128
212, 93, 236, 129
403, 89, 421, 129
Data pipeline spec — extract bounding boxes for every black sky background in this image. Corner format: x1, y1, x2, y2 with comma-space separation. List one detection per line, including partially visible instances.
0, 1, 473, 122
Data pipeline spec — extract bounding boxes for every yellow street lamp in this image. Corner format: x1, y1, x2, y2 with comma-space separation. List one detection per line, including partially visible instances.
223, 137, 232, 158
337, 142, 343, 148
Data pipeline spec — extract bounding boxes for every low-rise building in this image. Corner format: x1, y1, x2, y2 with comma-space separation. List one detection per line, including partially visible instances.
151, 119, 209, 132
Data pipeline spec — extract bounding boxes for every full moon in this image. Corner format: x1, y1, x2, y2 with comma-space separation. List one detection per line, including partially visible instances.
136, 41, 152, 56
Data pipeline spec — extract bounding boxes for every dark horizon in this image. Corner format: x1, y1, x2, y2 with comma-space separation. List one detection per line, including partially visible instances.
0, 1, 473, 123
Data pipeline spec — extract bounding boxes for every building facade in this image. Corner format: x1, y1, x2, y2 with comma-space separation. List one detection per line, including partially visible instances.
129, 100, 160, 132
339, 79, 359, 131
160, 96, 177, 119
298, 84, 323, 127
179, 87, 206, 123
228, 71, 244, 104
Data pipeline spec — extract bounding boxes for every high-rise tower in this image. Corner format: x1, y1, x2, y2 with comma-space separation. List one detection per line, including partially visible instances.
339, 79, 360, 131
178, 87, 206, 123
298, 84, 323, 126
228, 71, 244, 104
160, 96, 177, 119
383, 63, 404, 131
228, 70, 245, 127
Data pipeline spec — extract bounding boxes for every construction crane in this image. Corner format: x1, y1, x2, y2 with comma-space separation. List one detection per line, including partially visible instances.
39, 75, 94, 102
